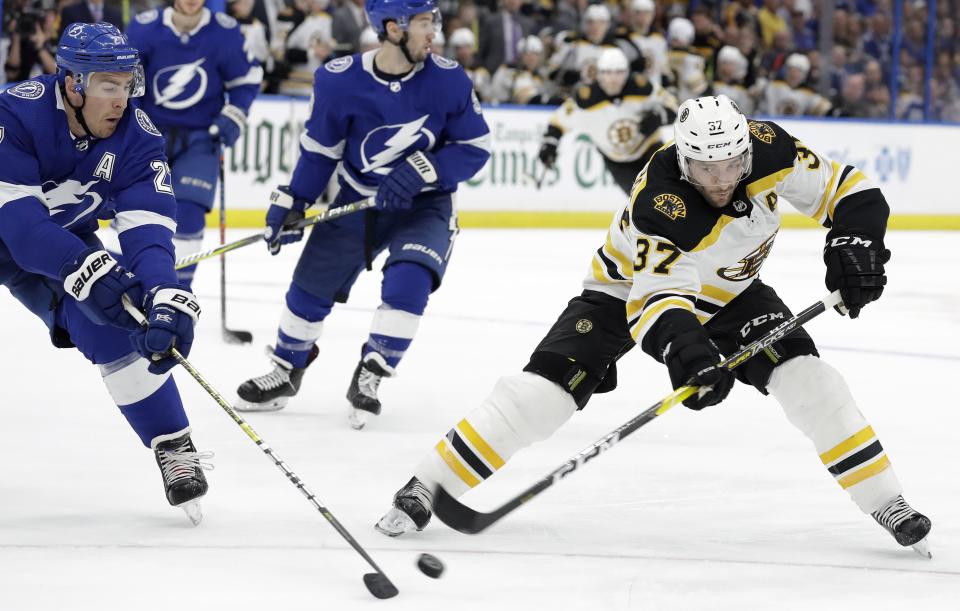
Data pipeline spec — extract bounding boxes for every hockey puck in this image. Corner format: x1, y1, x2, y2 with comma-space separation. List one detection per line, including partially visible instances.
416, 553, 444, 579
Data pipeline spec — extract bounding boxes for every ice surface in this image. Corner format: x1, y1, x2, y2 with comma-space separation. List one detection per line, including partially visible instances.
2, 229, 957, 610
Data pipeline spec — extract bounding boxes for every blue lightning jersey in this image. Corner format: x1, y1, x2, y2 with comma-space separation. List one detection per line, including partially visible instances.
0, 76, 178, 290
289, 51, 491, 202
126, 7, 262, 130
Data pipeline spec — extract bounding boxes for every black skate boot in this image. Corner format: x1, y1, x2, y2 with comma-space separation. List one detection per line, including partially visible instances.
375, 476, 433, 537
235, 345, 319, 412
346, 352, 394, 430
152, 430, 213, 525
872, 494, 932, 557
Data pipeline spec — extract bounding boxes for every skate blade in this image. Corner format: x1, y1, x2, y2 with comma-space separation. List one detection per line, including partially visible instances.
348, 408, 369, 430
179, 500, 203, 526
911, 537, 932, 559
234, 396, 289, 413
374, 508, 417, 537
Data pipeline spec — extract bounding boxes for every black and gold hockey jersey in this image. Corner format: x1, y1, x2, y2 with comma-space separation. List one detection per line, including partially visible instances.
582, 120, 889, 348
547, 75, 677, 163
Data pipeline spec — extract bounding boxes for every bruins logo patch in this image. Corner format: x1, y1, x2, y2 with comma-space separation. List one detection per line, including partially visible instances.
749, 121, 776, 144
575, 319, 593, 334
717, 232, 777, 281
653, 193, 686, 221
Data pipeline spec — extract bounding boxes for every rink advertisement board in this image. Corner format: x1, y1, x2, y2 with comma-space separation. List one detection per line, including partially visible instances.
221, 96, 960, 229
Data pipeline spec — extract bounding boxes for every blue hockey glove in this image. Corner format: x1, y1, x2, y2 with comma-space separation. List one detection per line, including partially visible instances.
132, 284, 201, 374
208, 104, 246, 148
375, 151, 439, 211
264, 186, 309, 255
60, 248, 143, 330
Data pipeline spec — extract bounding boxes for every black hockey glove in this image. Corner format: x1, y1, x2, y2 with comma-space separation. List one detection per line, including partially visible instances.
538, 138, 559, 169
823, 232, 890, 318
638, 105, 669, 137
663, 328, 735, 410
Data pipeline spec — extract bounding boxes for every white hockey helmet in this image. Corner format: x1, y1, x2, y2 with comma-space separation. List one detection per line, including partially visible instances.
449, 27, 475, 49
717, 45, 748, 80
519, 34, 544, 55
584, 4, 611, 23
597, 47, 629, 73
674, 95, 752, 188
359, 26, 380, 49
785, 53, 811, 78
631, 0, 655, 12
667, 17, 695, 46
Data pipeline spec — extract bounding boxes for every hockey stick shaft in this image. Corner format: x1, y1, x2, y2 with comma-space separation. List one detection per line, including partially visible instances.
433, 290, 844, 534
120, 298, 397, 597
218, 153, 251, 343
174, 197, 376, 270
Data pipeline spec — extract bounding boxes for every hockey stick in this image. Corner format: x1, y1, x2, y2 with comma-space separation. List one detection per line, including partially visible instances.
523, 163, 549, 190
218, 151, 253, 345
174, 197, 376, 270
433, 290, 844, 534
121, 299, 399, 599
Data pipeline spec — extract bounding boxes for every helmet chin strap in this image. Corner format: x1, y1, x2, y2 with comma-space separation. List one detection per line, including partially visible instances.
59, 81, 96, 139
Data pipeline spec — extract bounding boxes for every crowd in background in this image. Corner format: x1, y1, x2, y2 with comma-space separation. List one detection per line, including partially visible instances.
2, 0, 959, 121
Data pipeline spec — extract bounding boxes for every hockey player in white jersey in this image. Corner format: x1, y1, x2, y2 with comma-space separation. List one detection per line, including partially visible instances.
234, 0, 490, 429
762, 53, 831, 117
538, 48, 676, 194
376, 95, 932, 557
0, 24, 210, 522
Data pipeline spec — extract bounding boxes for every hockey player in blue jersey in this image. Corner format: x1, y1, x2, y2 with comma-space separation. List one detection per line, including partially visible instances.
235, 0, 491, 429
0, 23, 210, 522
126, 0, 262, 288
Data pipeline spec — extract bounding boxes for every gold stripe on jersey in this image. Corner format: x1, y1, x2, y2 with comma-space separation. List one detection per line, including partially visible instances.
629, 297, 695, 342
434, 439, 481, 488
813, 160, 842, 222
745, 167, 795, 199
820, 425, 876, 464
827, 170, 868, 220
591, 231, 634, 284
691, 215, 736, 252
838, 455, 890, 489
700, 284, 737, 305
627, 289, 698, 320
457, 420, 505, 470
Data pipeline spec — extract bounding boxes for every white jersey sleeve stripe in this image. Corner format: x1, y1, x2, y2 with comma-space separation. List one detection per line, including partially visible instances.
452, 133, 492, 152
0, 181, 44, 207
300, 132, 345, 159
629, 297, 695, 342
114, 210, 177, 234
224, 66, 265, 89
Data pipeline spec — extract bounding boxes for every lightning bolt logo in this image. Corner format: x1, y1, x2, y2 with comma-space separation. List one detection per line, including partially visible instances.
42, 179, 104, 229
360, 115, 435, 173
154, 59, 208, 110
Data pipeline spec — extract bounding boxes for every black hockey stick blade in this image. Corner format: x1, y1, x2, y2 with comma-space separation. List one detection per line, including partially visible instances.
222, 328, 253, 344
432, 485, 505, 535
363, 572, 399, 599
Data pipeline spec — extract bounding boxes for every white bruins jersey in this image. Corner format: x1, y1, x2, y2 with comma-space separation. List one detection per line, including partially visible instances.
582, 120, 887, 347
548, 76, 676, 162
711, 80, 756, 115
464, 65, 493, 102
548, 37, 618, 83
629, 31, 668, 86
665, 48, 707, 102
489, 65, 554, 104
763, 80, 831, 116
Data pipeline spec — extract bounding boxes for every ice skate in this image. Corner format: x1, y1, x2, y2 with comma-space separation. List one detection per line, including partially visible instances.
152, 430, 213, 525
235, 345, 318, 412
375, 476, 433, 537
346, 352, 394, 430
872, 494, 932, 558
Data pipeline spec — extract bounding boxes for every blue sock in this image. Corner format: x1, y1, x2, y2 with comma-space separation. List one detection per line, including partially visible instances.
118, 376, 190, 448
275, 284, 334, 368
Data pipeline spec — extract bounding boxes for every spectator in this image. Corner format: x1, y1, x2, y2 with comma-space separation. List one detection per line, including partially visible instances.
5, 0, 58, 82
762, 52, 832, 116
863, 10, 894, 70
711, 44, 756, 114
58, 0, 123, 39
623, 0, 667, 85
830, 72, 870, 117
757, 0, 788, 48
690, 6, 722, 62
477, 0, 535, 74
665, 17, 707, 102
789, 4, 817, 52
286, 0, 333, 64
229, 0, 273, 79
332, 0, 368, 56
490, 33, 557, 104
450, 27, 493, 101
431, 28, 445, 56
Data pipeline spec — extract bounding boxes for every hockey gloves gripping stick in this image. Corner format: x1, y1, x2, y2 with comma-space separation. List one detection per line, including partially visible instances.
174, 197, 376, 270
120, 296, 399, 600
375, 151, 439, 211
265, 186, 309, 255
60, 248, 143, 330
432, 291, 843, 535
823, 232, 890, 318
131, 285, 200, 375
663, 328, 735, 410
